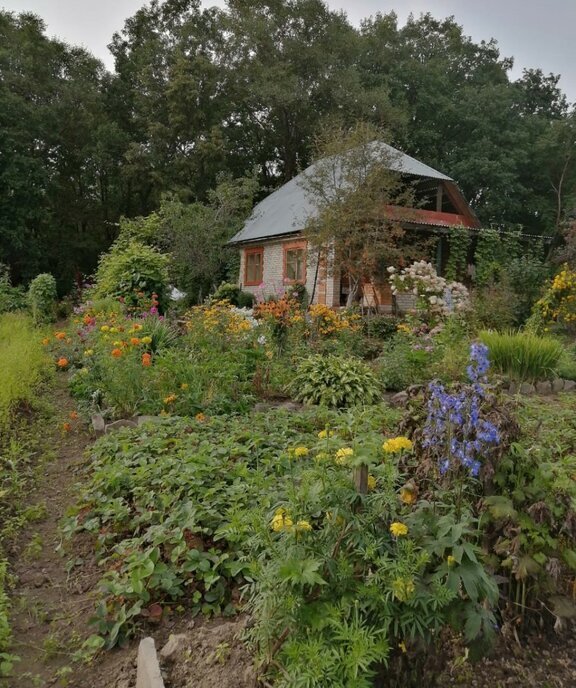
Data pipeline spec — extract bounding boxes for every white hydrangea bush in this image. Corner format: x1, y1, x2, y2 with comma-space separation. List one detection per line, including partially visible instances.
387, 261, 470, 319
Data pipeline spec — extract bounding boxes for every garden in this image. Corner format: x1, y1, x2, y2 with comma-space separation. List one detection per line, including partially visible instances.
2, 225, 576, 688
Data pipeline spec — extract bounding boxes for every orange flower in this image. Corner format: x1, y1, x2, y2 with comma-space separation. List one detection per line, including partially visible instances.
130, 337, 141, 346
57, 357, 69, 368
195, 412, 207, 423
69, 411, 79, 420
142, 352, 152, 367
42, 337, 50, 346
62, 422, 72, 433
111, 348, 123, 358
54, 331, 66, 340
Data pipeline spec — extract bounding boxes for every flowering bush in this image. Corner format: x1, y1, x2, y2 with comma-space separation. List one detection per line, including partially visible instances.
534, 264, 576, 331
388, 261, 470, 321
422, 343, 500, 478
307, 303, 360, 337
185, 300, 257, 346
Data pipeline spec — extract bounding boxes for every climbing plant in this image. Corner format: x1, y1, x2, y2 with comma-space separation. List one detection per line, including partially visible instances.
445, 227, 472, 281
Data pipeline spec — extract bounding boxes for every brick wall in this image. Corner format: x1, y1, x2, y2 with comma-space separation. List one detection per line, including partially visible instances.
238, 238, 339, 306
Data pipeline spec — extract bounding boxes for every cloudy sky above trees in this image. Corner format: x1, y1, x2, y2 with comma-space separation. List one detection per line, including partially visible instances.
1, 0, 575, 102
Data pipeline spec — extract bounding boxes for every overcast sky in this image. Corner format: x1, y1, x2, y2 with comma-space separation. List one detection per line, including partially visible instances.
1, 0, 574, 103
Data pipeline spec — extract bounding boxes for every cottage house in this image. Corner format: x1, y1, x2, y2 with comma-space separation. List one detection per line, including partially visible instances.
228, 142, 480, 310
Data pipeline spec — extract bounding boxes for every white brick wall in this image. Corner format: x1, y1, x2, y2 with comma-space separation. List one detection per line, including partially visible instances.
238, 239, 338, 305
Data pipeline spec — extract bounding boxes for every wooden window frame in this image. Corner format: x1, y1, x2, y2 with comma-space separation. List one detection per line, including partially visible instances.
244, 246, 264, 286
283, 240, 307, 284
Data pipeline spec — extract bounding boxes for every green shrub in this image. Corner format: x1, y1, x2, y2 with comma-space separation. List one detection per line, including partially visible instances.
93, 240, 170, 310
0, 314, 50, 429
290, 354, 380, 407
210, 282, 241, 304
0, 266, 26, 315
470, 280, 518, 331
361, 314, 402, 340
377, 334, 433, 391
479, 330, 564, 382
556, 347, 576, 381
237, 290, 255, 308
27, 273, 57, 324
0, 560, 17, 677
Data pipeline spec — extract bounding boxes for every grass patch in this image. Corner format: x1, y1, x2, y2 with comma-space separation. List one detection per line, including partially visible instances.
0, 313, 51, 430
479, 330, 564, 382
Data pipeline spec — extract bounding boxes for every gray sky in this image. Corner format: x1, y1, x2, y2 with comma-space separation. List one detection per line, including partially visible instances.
1, 0, 574, 103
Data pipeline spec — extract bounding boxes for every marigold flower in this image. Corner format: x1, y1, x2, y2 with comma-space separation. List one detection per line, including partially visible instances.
195, 412, 207, 422
390, 522, 408, 537
109, 327, 118, 333
271, 508, 294, 533
296, 520, 312, 532
62, 422, 72, 433
335, 447, 354, 465
69, 411, 79, 420
382, 437, 413, 454
293, 446, 309, 458
57, 357, 69, 368
130, 337, 141, 346
100, 325, 110, 332
399, 483, 417, 505
54, 331, 66, 340
42, 337, 50, 345
180, 383, 189, 390
367, 475, 377, 491
111, 348, 123, 358
142, 353, 152, 367
141, 336, 152, 345
84, 349, 94, 357
318, 428, 334, 439
131, 323, 143, 332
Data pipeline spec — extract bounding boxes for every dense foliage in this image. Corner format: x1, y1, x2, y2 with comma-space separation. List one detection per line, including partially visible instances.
1, 4, 575, 290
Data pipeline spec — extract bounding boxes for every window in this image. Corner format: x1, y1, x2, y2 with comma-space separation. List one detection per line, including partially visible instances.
284, 243, 306, 283
244, 247, 263, 286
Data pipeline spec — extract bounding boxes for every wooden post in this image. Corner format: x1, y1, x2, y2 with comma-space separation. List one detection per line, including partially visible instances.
354, 464, 368, 495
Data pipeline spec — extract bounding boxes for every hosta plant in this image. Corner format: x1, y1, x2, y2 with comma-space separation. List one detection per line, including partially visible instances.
290, 354, 381, 407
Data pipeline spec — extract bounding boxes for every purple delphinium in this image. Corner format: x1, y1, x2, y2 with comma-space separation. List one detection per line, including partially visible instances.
422, 343, 499, 478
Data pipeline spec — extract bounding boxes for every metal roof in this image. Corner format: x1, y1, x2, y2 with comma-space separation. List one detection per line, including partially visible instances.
229, 142, 454, 245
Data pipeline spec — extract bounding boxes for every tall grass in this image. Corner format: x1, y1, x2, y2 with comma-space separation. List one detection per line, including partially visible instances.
479, 330, 564, 382
0, 313, 50, 430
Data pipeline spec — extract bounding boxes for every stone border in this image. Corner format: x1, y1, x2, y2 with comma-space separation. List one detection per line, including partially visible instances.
504, 378, 576, 395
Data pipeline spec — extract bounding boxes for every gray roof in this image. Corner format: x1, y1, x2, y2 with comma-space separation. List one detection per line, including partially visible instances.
229, 142, 454, 245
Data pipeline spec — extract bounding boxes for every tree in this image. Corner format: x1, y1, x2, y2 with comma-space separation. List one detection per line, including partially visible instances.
301, 123, 431, 306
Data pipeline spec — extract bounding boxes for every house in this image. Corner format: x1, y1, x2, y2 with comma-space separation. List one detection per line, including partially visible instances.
228, 142, 480, 310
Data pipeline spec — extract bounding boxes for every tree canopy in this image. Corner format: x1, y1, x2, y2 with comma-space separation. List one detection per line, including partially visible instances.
1, 2, 575, 290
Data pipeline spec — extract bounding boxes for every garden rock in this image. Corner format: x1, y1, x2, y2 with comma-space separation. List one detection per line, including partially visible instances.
519, 382, 535, 395
105, 419, 138, 433
160, 634, 189, 663
552, 378, 565, 393
535, 381, 552, 395
91, 413, 105, 434
564, 380, 576, 392
390, 391, 409, 407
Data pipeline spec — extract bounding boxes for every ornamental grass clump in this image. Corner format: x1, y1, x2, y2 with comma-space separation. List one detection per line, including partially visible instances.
290, 354, 381, 407
479, 330, 563, 382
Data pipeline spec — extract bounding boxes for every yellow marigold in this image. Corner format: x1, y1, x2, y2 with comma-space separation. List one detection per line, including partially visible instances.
382, 437, 413, 454
447, 555, 456, 567
195, 412, 207, 422
180, 383, 189, 390
392, 577, 415, 602
293, 446, 309, 458
335, 447, 354, 465
367, 475, 377, 491
141, 336, 152, 345
317, 429, 334, 439
54, 331, 66, 340
163, 394, 177, 404
100, 325, 110, 332
109, 327, 118, 333
131, 323, 143, 331
390, 522, 408, 537
84, 349, 94, 356
271, 508, 294, 533
42, 337, 50, 346
399, 485, 417, 505
296, 520, 312, 532
113, 340, 123, 347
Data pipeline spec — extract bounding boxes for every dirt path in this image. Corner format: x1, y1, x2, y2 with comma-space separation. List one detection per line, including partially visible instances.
3, 377, 132, 688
